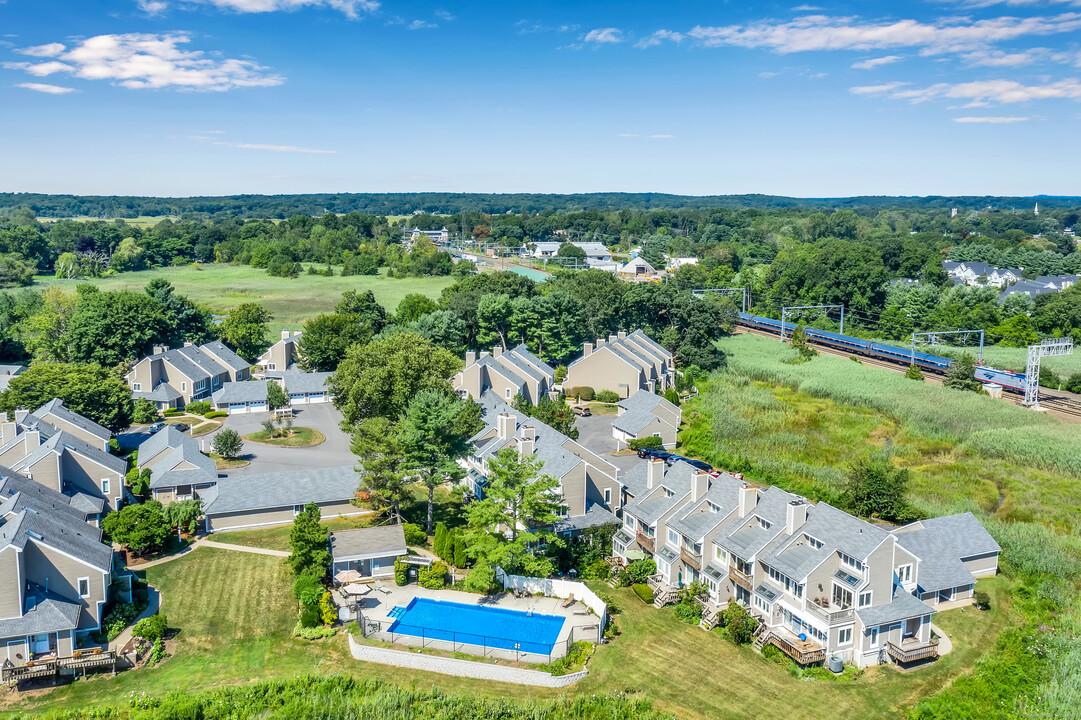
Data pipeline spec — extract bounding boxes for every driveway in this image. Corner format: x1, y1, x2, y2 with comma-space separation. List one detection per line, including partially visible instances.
200, 403, 355, 477
573, 412, 640, 474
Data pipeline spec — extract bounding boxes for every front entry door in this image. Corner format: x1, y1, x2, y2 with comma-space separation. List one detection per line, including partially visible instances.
904, 617, 920, 639
30, 634, 50, 654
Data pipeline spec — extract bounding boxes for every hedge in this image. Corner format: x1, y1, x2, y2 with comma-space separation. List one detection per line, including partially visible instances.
595, 389, 620, 403
205, 410, 228, 419
565, 386, 595, 401
628, 437, 663, 451
632, 584, 654, 604
163, 408, 184, 417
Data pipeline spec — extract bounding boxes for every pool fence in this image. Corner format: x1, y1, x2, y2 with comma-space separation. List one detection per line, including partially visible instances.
495, 568, 607, 644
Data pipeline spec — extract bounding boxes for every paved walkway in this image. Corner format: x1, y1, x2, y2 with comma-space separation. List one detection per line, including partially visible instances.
126, 537, 289, 570
346, 634, 586, 687
110, 587, 161, 653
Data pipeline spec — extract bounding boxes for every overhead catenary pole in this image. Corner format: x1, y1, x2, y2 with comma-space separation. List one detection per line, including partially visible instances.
780, 304, 844, 342
1023, 337, 1074, 408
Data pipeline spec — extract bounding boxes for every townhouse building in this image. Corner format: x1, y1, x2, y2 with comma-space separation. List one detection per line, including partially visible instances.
0, 468, 117, 683
611, 390, 681, 449
942, 261, 1023, 289
257, 330, 304, 373
565, 330, 674, 398
462, 392, 621, 533
126, 341, 250, 410
612, 459, 999, 668
454, 344, 556, 406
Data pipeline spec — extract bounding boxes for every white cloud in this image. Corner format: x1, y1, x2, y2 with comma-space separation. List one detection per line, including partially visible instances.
852, 54, 903, 69
515, 20, 579, 34
584, 27, 623, 44
634, 29, 683, 48
961, 48, 1045, 66
16, 82, 75, 94
953, 115, 1029, 122
137, 0, 169, 15
231, 143, 335, 153
649, 134, 674, 138
15, 42, 65, 57
434, 9, 455, 21
792, 4, 823, 10
4, 60, 74, 76
8, 33, 284, 91
686, 13, 1081, 55
616, 133, 639, 137
758, 70, 783, 78
853, 78, 1081, 105
408, 20, 437, 30
194, 0, 378, 18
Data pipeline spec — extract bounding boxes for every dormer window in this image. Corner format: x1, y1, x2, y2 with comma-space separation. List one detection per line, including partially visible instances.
707, 501, 720, 513
804, 534, 823, 549
756, 516, 771, 530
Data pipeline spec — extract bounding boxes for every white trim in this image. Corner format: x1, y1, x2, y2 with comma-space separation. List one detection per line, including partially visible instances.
837, 626, 854, 647
77, 576, 91, 598
20, 535, 111, 573
858, 590, 873, 608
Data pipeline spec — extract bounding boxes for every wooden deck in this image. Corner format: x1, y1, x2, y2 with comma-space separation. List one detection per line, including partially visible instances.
886, 639, 940, 663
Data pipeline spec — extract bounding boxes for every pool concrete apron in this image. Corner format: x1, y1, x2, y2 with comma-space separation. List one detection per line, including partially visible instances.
347, 633, 586, 687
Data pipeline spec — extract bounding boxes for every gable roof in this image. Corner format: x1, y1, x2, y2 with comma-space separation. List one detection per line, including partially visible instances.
618, 389, 678, 417
893, 513, 1000, 592
0, 468, 91, 524
212, 380, 269, 405
856, 588, 936, 627
472, 392, 585, 481
0, 507, 112, 571
330, 524, 407, 560
611, 407, 661, 435
201, 465, 360, 515
138, 425, 196, 463
13, 423, 127, 475
0, 588, 83, 637
200, 341, 250, 372
267, 370, 332, 395
31, 399, 111, 445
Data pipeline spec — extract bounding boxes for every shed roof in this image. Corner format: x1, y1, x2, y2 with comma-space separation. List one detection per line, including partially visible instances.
330, 524, 407, 560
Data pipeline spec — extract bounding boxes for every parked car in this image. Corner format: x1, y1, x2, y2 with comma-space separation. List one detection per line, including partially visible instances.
637, 448, 672, 462
572, 406, 592, 417
173, 423, 190, 432
148, 422, 165, 434
683, 459, 713, 472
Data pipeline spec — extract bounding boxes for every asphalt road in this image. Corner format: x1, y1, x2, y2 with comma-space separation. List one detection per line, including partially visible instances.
573, 412, 640, 474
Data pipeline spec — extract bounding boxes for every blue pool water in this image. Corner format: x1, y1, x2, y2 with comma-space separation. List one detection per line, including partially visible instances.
388, 597, 565, 654
506, 265, 550, 282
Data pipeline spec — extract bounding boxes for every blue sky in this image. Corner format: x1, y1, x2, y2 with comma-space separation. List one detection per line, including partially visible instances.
1, 0, 1079, 197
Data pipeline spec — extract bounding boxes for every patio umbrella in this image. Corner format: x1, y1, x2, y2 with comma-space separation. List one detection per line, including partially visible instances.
335, 569, 363, 584
344, 583, 371, 596
623, 550, 647, 562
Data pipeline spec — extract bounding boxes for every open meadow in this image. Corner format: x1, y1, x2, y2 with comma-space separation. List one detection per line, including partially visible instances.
28, 264, 455, 335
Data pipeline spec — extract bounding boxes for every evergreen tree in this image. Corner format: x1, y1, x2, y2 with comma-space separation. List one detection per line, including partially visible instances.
433, 521, 449, 560
288, 503, 329, 578
453, 534, 468, 568
944, 353, 982, 392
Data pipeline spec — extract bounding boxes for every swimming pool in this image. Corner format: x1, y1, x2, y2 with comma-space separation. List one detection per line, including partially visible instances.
506, 265, 550, 282
387, 597, 565, 655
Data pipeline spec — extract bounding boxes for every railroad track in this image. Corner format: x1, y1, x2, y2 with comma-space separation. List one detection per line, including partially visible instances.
737, 326, 1081, 419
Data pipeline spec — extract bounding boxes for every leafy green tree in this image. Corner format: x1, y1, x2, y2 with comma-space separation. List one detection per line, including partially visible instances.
336, 290, 387, 334
790, 324, 817, 360
102, 501, 171, 556
988, 314, 1039, 347
452, 534, 468, 568
350, 416, 409, 523
663, 387, 680, 406
67, 289, 169, 366
905, 364, 924, 381
395, 293, 438, 324
266, 380, 289, 410
288, 502, 329, 578
211, 427, 244, 458
476, 293, 513, 351
512, 393, 579, 439
163, 498, 203, 535
298, 313, 376, 372
144, 279, 215, 347
133, 398, 158, 424
398, 389, 479, 533
944, 353, 982, 393
556, 242, 586, 261
0, 362, 133, 430
110, 237, 146, 272
22, 287, 77, 362
675, 330, 726, 372
328, 332, 460, 425
843, 453, 913, 523
220, 303, 272, 361
407, 310, 467, 355
0, 253, 35, 288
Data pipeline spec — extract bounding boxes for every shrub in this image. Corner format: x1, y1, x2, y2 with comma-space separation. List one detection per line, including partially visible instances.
402, 522, 427, 546
133, 614, 168, 643
554, 365, 568, 383
632, 583, 654, 604
126, 466, 139, 483
299, 604, 321, 628
721, 603, 757, 645
163, 408, 184, 417
460, 562, 495, 593
293, 622, 338, 640
204, 410, 228, 419
585, 559, 610, 580
453, 535, 468, 568
132, 469, 151, 497
133, 398, 158, 424
566, 386, 595, 401
319, 591, 337, 625
761, 643, 788, 666
102, 602, 147, 640
212, 428, 244, 459
974, 591, 991, 611
394, 558, 409, 586
595, 389, 620, 403
293, 572, 323, 605
626, 558, 657, 585
186, 401, 211, 415
616, 569, 630, 587
905, 364, 925, 381
542, 641, 593, 676
150, 638, 167, 665
663, 387, 680, 406
433, 522, 449, 558
628, 437, 663, 452
418, 561, 448, 590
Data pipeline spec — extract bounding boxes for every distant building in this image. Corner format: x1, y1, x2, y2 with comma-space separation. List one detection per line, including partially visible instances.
530, 241, 612, 262
619, 257, 657, 278
126, 342, 250, 410
258, 330, 303, 373
666, 257, 698, 271
942, 261, 1022, 289
402, 227, 449, 246
565, 330, 674, 398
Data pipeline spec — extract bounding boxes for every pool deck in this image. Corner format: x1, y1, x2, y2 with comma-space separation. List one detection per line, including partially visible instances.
337, 582, 600, 654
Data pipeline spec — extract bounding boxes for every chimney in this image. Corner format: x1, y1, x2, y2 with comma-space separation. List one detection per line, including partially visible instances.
497, 413, 513, 440
0, 412, 7, 422
183, 341, 194, 348
153, 344, 168, 355
786, 500, 808, 535
519, 426, 535, 457
480, 351, 490, 359
14, 409, 28, 424
617, 331, 627, 339
293, 330, 301, 337
596, 337, 606, 347
24, 430, 40, 449
692, 470, 710, 503
738, 483, 758, 518
0, 421, 15, 445
647, 457, 664, 489
281, 330, 290, 341
465, 351, 476, 366
493, 345, 503, 358
583, 342, 593, 357
608, 334, 618, 343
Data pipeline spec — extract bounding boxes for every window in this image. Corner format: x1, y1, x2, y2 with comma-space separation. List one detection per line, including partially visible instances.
604, 488, 612, 505
839, 552, 864, 572
756, 516, 772, 530
838, 627, 853, 646
132, 383, 142, 392
707, 501, 721, 513
715, 546, 727, 564
181, 382, 187, 392
558, 505, 569, 518
859, 591, 873, 608
624, 514, 634, 530
804, 534, 823, 549
505, 388, 512, 399
267, 363, 276, 370
77, 577, 90, 598
765, 565, 804, 599
101, 479, 110, 495
897, 564, 913, 584
668, 529, 680, 548
868, 627, 879, 648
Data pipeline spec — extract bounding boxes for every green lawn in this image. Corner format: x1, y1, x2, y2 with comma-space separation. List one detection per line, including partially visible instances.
2, 550, 1014, 720
28, 264, 455, 333
243, 426, 325, 447
212, 515, 375, 552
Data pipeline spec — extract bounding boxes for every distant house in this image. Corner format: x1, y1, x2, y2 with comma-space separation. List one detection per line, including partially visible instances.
565, 330, 674, 398
611, 390, 682, 449
943, 261, 1023, 289
330, 525, 407, 580
666, 257, 698, 271
619, 257, 656, 278
258, 330, 303, 373
126, 341, 250, 410
453, 344, 555, 406
0, 364, 24, 394
997, 274, 1079, 303
531, 241, 612, 262
402, 227, 449, 246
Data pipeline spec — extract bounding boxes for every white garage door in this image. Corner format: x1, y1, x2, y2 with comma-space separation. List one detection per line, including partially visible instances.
309, 393, 326, 403
228, 403, 248, 415
248, 401, 267, 413
289, 394, 307, 406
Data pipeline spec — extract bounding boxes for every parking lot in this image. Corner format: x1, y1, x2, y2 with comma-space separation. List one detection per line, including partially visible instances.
572, 412, 640, 474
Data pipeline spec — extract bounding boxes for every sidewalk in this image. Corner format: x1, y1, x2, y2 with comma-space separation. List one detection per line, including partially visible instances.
127, 536, 289, 570
109, 587, 161, 653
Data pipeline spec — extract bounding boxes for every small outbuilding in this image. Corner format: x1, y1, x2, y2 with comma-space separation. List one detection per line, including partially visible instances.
330, 525, 408, 580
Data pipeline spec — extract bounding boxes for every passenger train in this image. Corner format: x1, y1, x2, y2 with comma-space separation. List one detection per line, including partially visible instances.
737, 312, 1028, 392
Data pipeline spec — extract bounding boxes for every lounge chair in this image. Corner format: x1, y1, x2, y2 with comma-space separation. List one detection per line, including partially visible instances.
374, 580, 392, 595
561, 594, 575, 608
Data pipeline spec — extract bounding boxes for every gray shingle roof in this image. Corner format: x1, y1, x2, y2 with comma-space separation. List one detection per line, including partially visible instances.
137, 425, 195, 464
894, 513, 1000, 593
201, 465, 360, 515
31, 399, 111, 444
134, 385, 184, 403
0, 508, 112, 571
553, 504, 619, 533
0, 588, 82, 637
667, 474, 743, 540
0, 468, 91, 523
496, 351, 546, 384
212, 380, 268, 405
856, 590, 936, 627
151, 467, 218, 490
330, 524, 407, 560
476, 357, 526, 393
628, 330, 671, 361
159, 347, 213, 381
200, 341, 249, 372
266, 370, 332, 395
149, 444, 217, 487
473, 392, 583, 481
611, 407, 659, 435
508, 344, 554, 379
13, 425, 127, 475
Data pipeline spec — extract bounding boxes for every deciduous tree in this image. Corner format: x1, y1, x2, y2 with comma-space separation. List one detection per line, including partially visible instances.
0, 362, 133, 431
220, 303, 272, 361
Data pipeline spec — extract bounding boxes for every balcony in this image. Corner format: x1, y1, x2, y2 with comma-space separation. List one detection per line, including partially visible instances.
1, 658, 57, 683
762, 629, 826, 665
805, 600, 855, 626
729, 564, 753, 592
680, 547, 702, 571
886, 638, 940, 664
636, 531, 655, 554
58, 649, 116, 673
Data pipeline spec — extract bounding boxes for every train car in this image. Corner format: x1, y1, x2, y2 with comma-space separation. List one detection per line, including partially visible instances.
869, 341, 952, 372
976, 366, 1027, 392
804, 326, 872, 353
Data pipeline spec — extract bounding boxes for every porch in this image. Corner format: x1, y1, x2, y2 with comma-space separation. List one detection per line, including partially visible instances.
756, 626, 826, 665
804, 598, 855, 626
886, 637, 940, 664
647, 574, 679, 608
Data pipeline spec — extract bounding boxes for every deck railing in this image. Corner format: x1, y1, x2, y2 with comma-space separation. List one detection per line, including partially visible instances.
729, 564, 753, 591
805, 601, 855, 625
886, 638, 940, 663
764, 631, 826, 665
636, 532, 655, 554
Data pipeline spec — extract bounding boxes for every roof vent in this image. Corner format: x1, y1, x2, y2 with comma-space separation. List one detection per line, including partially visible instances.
26, 529, 43, 540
